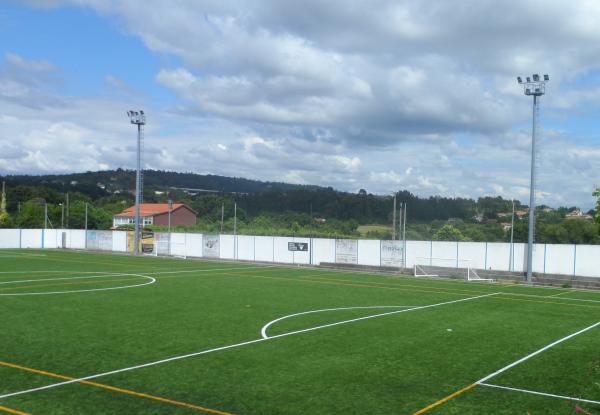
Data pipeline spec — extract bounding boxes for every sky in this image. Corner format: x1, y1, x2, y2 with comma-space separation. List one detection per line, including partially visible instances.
0, 1, 599, 209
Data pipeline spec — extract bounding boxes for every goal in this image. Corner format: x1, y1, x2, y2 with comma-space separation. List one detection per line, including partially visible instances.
153, 240, 187, 259
414, 257, 493, 282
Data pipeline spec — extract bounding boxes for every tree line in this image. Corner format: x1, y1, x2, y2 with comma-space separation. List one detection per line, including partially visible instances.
1, 171, 598, 244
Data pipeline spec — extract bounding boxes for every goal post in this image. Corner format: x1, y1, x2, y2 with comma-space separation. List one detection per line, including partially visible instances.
414, 257, 494, 282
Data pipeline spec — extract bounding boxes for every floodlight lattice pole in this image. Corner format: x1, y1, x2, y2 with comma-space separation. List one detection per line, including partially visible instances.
127, 110, 146, 255
517, 74, 549, 283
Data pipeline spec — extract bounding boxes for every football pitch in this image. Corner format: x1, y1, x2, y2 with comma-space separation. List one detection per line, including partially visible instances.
0, 249, 598, 414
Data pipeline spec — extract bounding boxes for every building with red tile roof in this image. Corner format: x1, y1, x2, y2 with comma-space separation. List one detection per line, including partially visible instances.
113, 203, 197, 228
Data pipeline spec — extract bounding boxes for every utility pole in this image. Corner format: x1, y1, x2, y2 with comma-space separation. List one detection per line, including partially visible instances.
517, 74, 549, 283
220, 203, 224, 233
44, 203, 48, 229
65, 192, 69, 228
392, 194, 397, 240
127, 110, 146, 255
403, 202, 407, 267
168, 199, 173, 256
84, 202, 88, 231
61, 203, 64, 228
509, 200, 515, 272
233, 202, 237, 260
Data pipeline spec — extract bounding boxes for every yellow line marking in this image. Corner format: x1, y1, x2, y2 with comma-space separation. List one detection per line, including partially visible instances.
217, 271, 472, 297
412, 383, 477, 414
0, 361, 233, 415
0, 405, 31, 415
301, 275, 488, 295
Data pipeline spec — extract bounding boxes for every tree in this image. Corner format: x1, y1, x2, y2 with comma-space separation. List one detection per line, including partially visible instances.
433, 224, 465, 241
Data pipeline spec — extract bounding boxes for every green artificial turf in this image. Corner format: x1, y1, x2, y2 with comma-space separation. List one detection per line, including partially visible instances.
0, 249, 598, 414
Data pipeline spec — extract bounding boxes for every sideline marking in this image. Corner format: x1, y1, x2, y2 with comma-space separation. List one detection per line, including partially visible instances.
261, 305, 413, 338
412, 319, 600, 413
479, 383, 600, 406
0, 361, 233, 415
411, 383, 477, 415
0, 405, 30, 415
0, 293, 498, 401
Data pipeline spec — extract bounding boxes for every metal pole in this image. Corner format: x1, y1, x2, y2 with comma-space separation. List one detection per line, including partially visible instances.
134, 123, 142, 256
66, 192, 69, 229
526, 95, 538, 283
168, 199, 172, 256
44, 203, 48, 229
392, 194, 396, 240
234, 202, 237, 260
403, 202, 407, 267
509, 200, 515, 272
220, 203, 224, 233
85, 202, 88, 231
61, 204, 64, 228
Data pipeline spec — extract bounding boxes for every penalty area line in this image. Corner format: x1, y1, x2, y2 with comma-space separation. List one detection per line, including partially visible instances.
0, 292, 498, 401
411, 319, 600, 414
478, 383, 600, 406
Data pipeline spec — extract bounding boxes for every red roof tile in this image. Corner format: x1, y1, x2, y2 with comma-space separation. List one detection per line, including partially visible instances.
114, 203, 194, 217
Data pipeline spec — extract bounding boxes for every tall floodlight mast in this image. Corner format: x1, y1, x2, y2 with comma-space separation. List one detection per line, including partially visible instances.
517, 74, 549, 283
127, 110, 146, 255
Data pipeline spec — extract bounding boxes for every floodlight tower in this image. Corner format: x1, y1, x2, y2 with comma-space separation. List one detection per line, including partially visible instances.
127, 110, 146, 255
517, 74, 549, 283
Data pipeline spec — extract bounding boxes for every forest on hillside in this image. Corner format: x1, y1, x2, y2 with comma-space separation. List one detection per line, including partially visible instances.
1, 170, 598, 244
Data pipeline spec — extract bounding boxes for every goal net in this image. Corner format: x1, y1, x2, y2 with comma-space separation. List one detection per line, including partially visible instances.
414, 257, 493, 282
154, 240, 187, 259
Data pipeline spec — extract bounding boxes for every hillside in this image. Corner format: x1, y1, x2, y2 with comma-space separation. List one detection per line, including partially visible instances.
1, 169, 598, 244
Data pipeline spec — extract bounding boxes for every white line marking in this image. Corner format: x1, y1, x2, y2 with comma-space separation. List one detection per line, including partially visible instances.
260, 305, 414, 339
477, 320, 600, 384
0, 292, 498, 400
499, 292, 600, 304
0, 274, 155, 296
0, 273, 128, 285
145, 265, 279, 276
479, 383, 600, 406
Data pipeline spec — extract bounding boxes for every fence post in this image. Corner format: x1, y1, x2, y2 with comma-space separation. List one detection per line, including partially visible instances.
484, 242, 488, 270
429, 240, 433, 266
573, 244, 577, 277
456, 241, 459, 268
543, 244, 547, 274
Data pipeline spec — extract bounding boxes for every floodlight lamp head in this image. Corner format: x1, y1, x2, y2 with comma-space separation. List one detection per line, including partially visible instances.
517, 76, 522, 83
533, 74, 540, 81
526, 77, 531, 82
140, 110, 144, 115
544, 74, 549, 81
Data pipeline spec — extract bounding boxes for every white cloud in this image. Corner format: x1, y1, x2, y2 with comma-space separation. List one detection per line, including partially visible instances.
3, 2, 600, 209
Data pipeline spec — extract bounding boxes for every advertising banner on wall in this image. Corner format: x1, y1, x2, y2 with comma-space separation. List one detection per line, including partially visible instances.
288, 242, 309, 251
335, 239, 358, 264
86, 230, 99, 250
381, 240, 404, 267
87, 230, 113, 251
203, 235, 220, 258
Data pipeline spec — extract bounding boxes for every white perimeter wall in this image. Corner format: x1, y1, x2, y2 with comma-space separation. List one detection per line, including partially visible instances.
2, 229, 599, 278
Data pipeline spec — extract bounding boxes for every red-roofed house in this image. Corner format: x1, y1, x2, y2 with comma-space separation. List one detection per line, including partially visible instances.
112, 203, 197, 228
